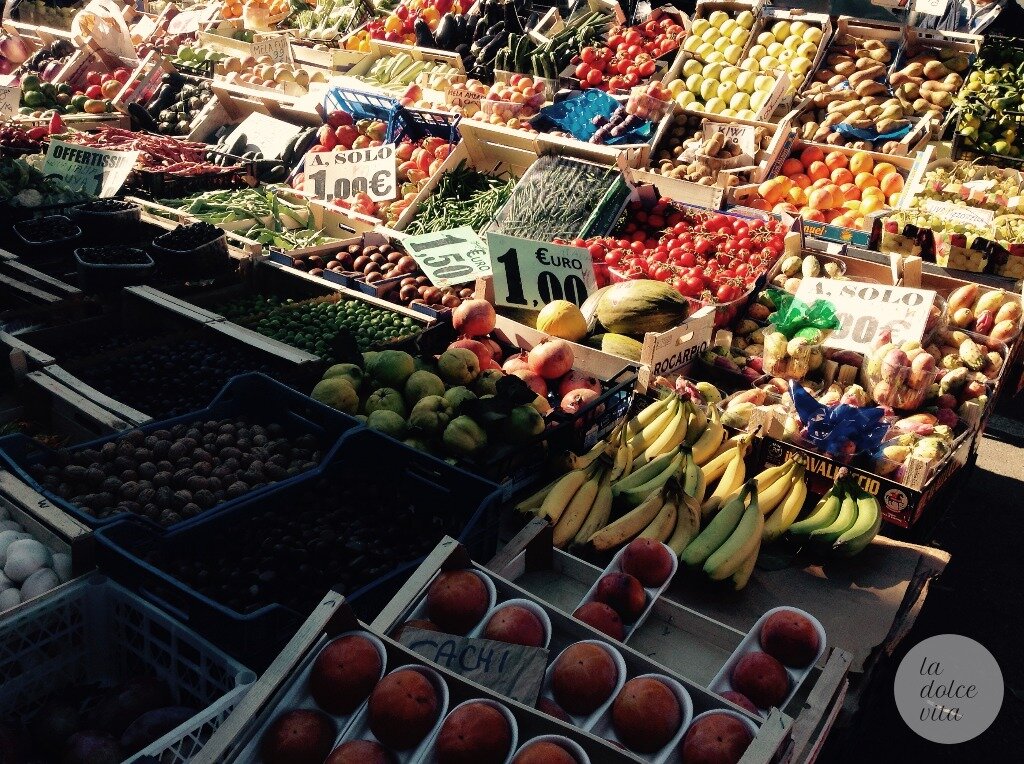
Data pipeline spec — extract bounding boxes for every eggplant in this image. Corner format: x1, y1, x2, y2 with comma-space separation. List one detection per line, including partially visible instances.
504, 1, 525, 35
414, 18, 437, 48
479, 31, 508, 64
484, 0, 503, 27
470, 33, 493, 57
473, 15, 490, 41
128, 102, 160, 133
486, 21, 505, 37
435, 13, 457, 48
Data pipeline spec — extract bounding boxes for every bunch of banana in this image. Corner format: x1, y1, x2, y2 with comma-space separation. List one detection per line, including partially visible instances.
700, 435, 749, 518
759, 459, 808, 543
787, 480, 881, 556
624, 393, 726, 470
680, 480, 763, 590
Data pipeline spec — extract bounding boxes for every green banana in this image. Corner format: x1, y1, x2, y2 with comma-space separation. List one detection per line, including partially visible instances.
832, 490, 882, 556
613, 448, 679, 494
681, 482, 750, 568
705, 486, 763, 581
616, 452, 684, 507
788, 486, 841, 536
810, 489, 858, 545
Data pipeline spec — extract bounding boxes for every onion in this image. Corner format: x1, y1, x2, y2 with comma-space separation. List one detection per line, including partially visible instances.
0, 34, 30, 65
0, 59, 12, 76
42, 60, 64, 82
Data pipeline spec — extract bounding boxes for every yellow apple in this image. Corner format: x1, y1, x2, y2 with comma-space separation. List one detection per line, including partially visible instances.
705, 96, 727, 114
767, 41, 785, 57
685, 73, 704, 93
730, 91, 750, 110
749, 90, 769, 111
757, 31, 776, 47
724, 44, 743, 65
771, 21, 791, 40
755, 74, 776, 92
696, 42, 715, 59
722, 65, 741, 82
790, 21, 808, 37
703, 27, 721, 45
730, 26, 748, 45
713, 36, 730, 53
720, 19, 737, 37
705, 51, 725, 63
708, 10, 729, 28
675, 90, 696, 108
804, 27, 823, 45
736, 10, 754, 29
683, 35, 702, 53
668, 78, 686, 96
703, 62, 725, 80
691, 18, 710, 37
747, 44, 767, 60
719, 81, 738, 102
797, 41, 818, 59
791, 56, 813, 75
721, 107, 737, 117
700, 78, 720, 101
738, 108, 757, 120
683, 58, 703, 77
760, 56, 780, 72
736, 70, 758, 93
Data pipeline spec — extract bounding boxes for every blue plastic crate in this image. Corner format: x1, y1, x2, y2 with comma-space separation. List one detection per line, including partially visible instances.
387, 105, 461, 145
324, 86, 398, 124
0, 373, 359, 531
93, 428, 502, 667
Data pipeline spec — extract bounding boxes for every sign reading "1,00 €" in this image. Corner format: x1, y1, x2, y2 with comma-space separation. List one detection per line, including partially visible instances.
486, 233, 597, 310
303, 145, 397, 202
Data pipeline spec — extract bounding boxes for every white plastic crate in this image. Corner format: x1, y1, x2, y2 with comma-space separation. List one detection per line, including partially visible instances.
0, 573, 255, 764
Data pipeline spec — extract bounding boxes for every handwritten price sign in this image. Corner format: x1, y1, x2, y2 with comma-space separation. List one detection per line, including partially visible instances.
487, 233, 597, 311
795, 278, 936, 354
402, 227, 490, 287
0, 84, 20, 118
251, 34, 292, 63
304, 145, 397, 202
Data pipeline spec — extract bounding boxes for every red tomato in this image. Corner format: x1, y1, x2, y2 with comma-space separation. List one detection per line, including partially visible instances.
85, 71, 102, 87
586, 68, 603, 86
575, 62, 591, 80
581, 47, 599, 64
639, 59, 657, 77
84, 85, 104, 99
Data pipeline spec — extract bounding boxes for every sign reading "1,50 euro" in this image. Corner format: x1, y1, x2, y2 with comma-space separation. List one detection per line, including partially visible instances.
303, 145, 397, 202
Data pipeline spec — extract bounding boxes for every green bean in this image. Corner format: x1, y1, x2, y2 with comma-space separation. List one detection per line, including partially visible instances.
406, 162, 517, 235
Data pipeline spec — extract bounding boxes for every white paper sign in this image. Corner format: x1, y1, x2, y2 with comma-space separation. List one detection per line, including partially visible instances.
303, 145, 397, 202
794, 278, 936, 354
42, 140, 139, 197
705, 121, 757, 157
914, 0, 950, 16
402, 227, 490, 287
223, 112, 304, 160
74, 0, 136, 61
0, 84, 20, 118
251, 34, 292, 64
487, 233, 597, 311
446, 86, 485, 108
924, 200, 995, 231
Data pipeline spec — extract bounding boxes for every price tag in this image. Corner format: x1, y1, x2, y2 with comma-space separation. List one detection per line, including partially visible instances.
794, 277, 936, 354
924, 200, 995, 231
303, 145, 397, 202
445, 85, 485, 109
914, 0, 950, 15
42, 140, 139, 198
704, 121, 757, 157
399, 628, 548, 705
0, 84, 20, 118
487, 233, 597, 311
402, 226, 490, 287
251, 34, 292, 64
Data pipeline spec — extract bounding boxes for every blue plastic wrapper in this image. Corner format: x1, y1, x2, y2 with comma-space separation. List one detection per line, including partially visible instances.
834, 121, 912, 142
532, 89, 652, 144
790, 381, 890, 457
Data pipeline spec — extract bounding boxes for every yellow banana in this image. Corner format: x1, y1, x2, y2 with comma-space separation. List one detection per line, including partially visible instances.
702, 444, 746, 518
754, 460, 796, 494
639, 499, 677, 542
638, 403, 689, 464
538, 469, 589, 524
730, 545, 760, 590
515, 472, 565, 512
573, 473, 613, 547
628, 397, 679, 453
626, 394, 675, 437
685, 402, 708, 445
588, 488, 664, 551
763, 468, 807, 543
700, 436, 749, 485
755, 461, 798, 515
667, 492, 702, 554
691, 407, 726, 465
609, 436, 630, 482
552, 473, 601, 548
711, 434, 745, 461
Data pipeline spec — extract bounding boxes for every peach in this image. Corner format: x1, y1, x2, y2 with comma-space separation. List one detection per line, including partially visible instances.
483, 605, 545, 647
873, 161, 897, 179
799, 145, 824, 169
772, 202, 800, 215
849, 151, 873, 175
368, 670, 440, 750
859, 196, 885, 214
573, 601, 625, 641
261, 710, 336, 764
326, 740, 396, 764
681, 713, 753, 764
830, 168, 854, 186
757, 177, 791, 205
880, 172, 904, 196
435, 703, 512, 764
747, 197, 772, 211
807, 188, 834, 211
760, 610, 820, 667
835, 213, 857, 228
552, 643, 618, 714
594, 573, 646, 621
427, 570, 489, 635
310, 635, 382, 714
786, 186, 806, 206
806, 161, 830, 182
781, 158, 804, 176
720, 691, 760, 716
536, 697, 572, 723
731, 652, 789, 708
854, 172, 879, 189
888, 192, 901, 206
800, 208, 826, 223
512, 741, 576, 764
621, 539, 674, 587
810, 177, 831, 190
824, 151, 848, 171
612, 677, 681, 752
789, 173, 812, 189
842, 200, 862, 212
839, 183, 860, 201
822, 209, 843, 223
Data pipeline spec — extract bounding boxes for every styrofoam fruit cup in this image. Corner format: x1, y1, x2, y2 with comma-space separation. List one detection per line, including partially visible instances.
470, 597, 553, 649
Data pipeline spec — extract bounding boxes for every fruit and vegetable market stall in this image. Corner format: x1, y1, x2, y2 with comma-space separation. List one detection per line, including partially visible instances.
0, 0, 1022, 762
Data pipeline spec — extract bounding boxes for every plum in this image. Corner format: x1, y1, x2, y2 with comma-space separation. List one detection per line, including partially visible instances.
120, 707, 197, 754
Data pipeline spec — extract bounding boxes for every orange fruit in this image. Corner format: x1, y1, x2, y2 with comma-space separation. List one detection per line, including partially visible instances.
799, 145, 825, 169
808, 188, 834, 211
807, 161, 830, 182
781, 158, 804, 176
757, 176, 791, 205
839, 182, 861, 201
855, 172, 879, 189
849, 151, 873, 175
830, 168, 854, 186
790, 173, 812, 189
873, 162, 898, 180
824, 151, 848, 171
879, 172, 904, 196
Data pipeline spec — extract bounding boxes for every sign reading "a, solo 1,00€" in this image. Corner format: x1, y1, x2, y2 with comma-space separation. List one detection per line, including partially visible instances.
487, 233, 597, 310
303, 145, 397, 202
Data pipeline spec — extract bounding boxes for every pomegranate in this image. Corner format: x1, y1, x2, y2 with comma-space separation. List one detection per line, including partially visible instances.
453, 300, 496, 336
528, 339, 574, 380
557, 370, 602, 397
512, 369, 548, 398
561, 389, 601, 415
502, 352, 531, 373
449, 339, 492, 369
